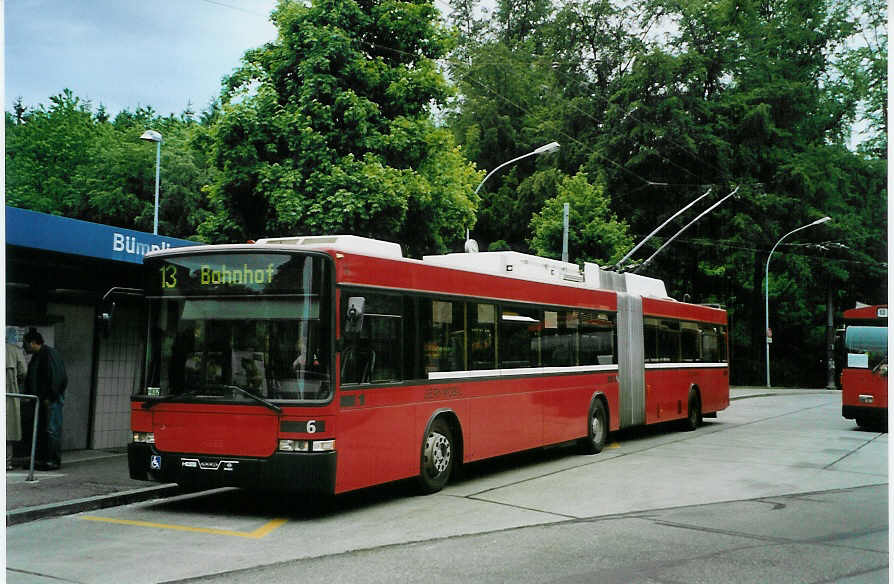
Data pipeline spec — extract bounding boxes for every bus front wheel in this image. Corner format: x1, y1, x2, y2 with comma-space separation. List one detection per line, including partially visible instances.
418, 418, 454, 494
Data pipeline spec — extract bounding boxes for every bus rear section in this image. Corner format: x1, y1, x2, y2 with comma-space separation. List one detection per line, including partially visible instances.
840, 306, 888, 430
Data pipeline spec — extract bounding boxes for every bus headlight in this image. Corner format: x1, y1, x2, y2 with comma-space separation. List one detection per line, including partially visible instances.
278, 439, 309, 452
278, 439, 335, 452
133, 432, 155, 444
312, 440, 335, 452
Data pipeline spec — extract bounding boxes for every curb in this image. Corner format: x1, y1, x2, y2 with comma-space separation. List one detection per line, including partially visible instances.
6, 484, 182, 526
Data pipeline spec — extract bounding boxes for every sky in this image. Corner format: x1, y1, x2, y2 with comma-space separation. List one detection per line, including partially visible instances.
4, 0, 458, 118
5, 0, 280, 117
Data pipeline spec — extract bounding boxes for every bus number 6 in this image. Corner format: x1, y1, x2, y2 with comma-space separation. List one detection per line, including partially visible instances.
306, 420, 317, 434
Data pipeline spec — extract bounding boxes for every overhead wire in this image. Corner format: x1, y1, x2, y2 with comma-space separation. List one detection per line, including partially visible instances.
195, 0, 271, 18
645, 236, 884, 268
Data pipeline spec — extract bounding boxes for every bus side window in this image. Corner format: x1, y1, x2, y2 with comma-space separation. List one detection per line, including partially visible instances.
580, 311, 616, 365
542, 310, 576, 367
657, 320, 681, 362
700, 324, 720, 362
500, 305, 542, 369
643, 318, 659, 363
681, 322, 699, 362
421, 299, 465, 374
468, 303, 496, 371
341, 292, 403, 384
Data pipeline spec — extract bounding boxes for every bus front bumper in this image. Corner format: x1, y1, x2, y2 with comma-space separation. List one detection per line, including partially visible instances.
128, 443, 336, 494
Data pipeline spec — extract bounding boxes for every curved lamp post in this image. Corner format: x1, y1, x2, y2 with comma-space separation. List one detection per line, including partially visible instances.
140, 130, 162, 235
764, 216, 831, 387
466, 141, 560, 244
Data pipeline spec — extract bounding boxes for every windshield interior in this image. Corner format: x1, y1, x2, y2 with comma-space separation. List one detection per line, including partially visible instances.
141, 253, 332, 402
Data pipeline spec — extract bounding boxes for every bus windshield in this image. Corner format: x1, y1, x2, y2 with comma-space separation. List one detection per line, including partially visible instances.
140, 252, 332, 403
844, 325, 888, 372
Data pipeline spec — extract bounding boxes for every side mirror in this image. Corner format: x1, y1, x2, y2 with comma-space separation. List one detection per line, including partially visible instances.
345, 297, 366, 334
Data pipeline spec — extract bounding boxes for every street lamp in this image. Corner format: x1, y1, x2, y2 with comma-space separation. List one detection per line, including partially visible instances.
466, 141, 560, 244
140, 130, 162, 235
764, 216, 831, 387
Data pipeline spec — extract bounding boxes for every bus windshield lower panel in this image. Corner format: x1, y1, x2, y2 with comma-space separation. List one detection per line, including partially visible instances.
141, 253, 331, 404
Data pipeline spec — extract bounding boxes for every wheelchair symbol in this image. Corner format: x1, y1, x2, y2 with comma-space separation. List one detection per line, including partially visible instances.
150, 455, 162, 470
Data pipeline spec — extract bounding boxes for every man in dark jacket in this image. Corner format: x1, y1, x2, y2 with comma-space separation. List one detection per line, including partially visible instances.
23, 329, 67, 470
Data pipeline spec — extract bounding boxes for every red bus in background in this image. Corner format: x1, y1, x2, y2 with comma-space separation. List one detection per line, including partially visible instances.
841, 305, 888, 431
128, 235, 729, 494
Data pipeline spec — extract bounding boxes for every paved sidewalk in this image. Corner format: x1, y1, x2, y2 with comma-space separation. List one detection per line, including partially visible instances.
728, 385, 835, 400
6, 386, 835, 526
6, 449, 180, 526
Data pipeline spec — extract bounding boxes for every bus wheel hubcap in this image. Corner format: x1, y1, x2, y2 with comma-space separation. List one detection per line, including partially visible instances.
426, 433, 451, 474
591, 413, 603, 440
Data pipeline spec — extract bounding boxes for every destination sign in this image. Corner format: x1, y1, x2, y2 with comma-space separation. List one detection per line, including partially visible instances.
148, 253, 328, 296
160, 262, 276, 289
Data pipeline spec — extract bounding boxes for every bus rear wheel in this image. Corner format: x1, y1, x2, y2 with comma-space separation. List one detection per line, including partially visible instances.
579, 399, 608, 454
682, 388, 702, 431
418, 418, 454, 494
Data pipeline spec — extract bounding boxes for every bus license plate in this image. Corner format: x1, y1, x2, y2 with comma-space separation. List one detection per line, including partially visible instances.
181, 458, 239, 471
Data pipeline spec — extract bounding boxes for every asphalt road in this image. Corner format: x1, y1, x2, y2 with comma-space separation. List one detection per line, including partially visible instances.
6, 390, 888, 584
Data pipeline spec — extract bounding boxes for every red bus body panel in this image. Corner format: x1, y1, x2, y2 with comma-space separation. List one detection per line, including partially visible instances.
334, 373, 619, 493
642, 297, 727, 325
336, 253, 618, 312
840, 304, 887, 425
841, 369, 888, 411
842, 305, 887, 321
131, 403, 338, 457
644, 367, 729, 424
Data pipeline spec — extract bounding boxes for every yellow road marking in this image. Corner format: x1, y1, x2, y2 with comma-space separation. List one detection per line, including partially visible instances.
607, 441, 621, 449
79, 516, 287, 539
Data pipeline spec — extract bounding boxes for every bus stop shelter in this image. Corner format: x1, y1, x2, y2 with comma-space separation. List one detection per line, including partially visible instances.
5, 206, 198, 452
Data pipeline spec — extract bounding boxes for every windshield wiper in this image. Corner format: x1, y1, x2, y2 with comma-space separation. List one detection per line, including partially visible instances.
141, 386, 282, 413
141, 391, 199, 410
223, 385, 282, 413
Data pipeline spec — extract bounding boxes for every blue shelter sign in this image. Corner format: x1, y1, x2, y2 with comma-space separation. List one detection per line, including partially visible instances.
6, 206, 200, 264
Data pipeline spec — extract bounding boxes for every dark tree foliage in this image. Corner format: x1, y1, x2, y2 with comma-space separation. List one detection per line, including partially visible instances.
446, 0, 886, 385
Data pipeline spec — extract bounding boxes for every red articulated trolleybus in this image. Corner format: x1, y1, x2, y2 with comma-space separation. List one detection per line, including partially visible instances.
128, 235, 729, 494
840, 305, 888, 430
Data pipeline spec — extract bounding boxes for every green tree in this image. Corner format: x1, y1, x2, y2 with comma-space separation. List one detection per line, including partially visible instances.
5, 91, 214, 239
82, 110, 214, 237
446, 0, 641, 252
493, 0, 552, 48
200, 0, 480, 256
447, 0, 485, 56
529, 170, 632, 265
447, 44, 566, 250
595, 0, 886, 384
834, 0, 887, 156
445, 0, 885, 385
6, 89, 98, 216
